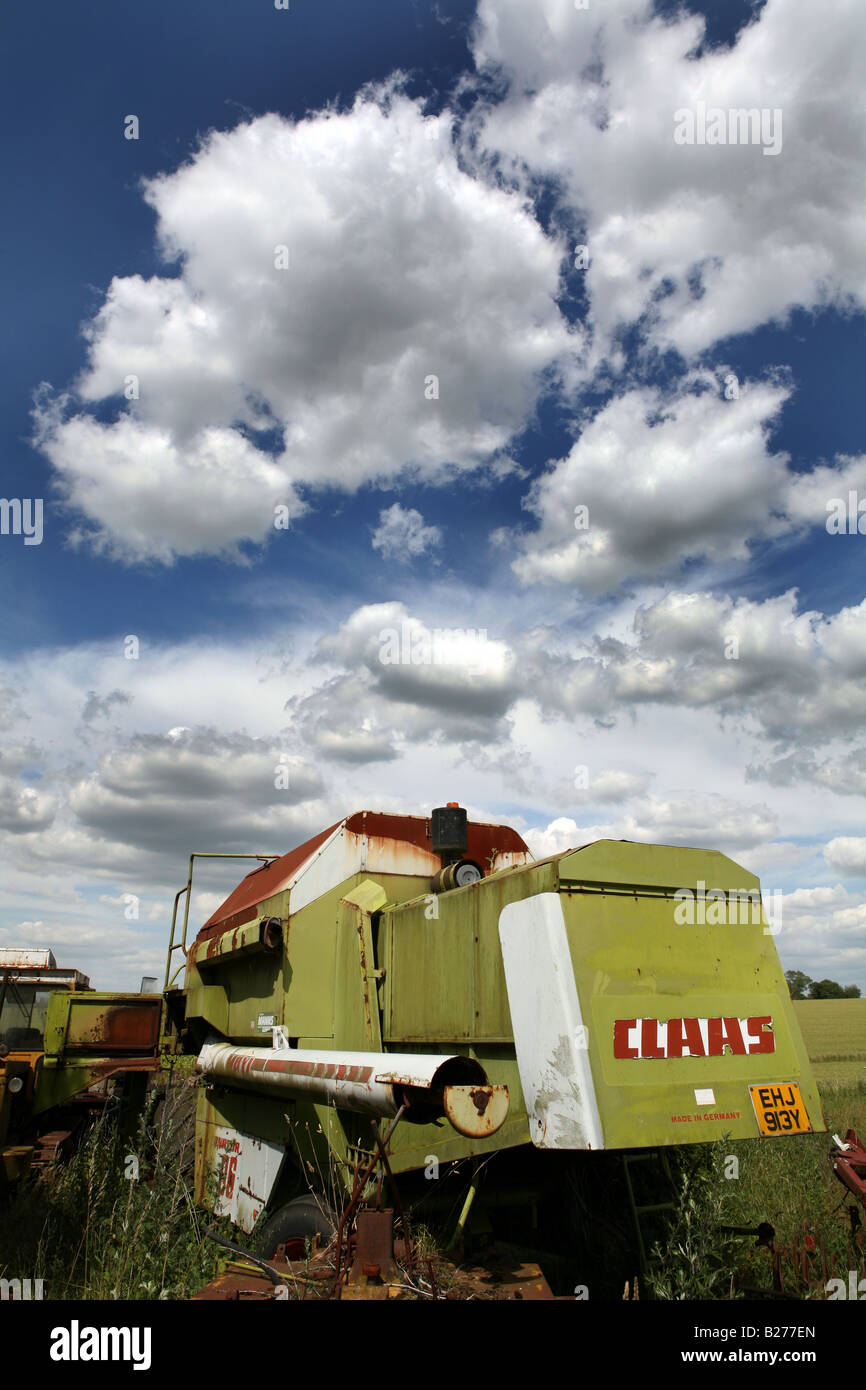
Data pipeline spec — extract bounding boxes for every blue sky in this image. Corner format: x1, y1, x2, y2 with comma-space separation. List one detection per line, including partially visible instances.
1, 0, 865, 994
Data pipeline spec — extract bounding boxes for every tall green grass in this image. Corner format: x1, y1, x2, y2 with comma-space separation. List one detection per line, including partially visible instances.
648, 1079, 866, 1299
0, 1100, 231, 1300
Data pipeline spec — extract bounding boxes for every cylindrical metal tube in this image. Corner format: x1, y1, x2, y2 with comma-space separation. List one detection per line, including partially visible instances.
198, 1041, 401, 1116
196, 1043, 509, 1137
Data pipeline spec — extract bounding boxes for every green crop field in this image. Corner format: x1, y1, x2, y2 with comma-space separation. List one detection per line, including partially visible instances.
794, 998, 866, 1085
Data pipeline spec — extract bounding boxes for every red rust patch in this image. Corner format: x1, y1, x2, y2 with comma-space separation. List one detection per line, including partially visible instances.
193, 812, 530, 950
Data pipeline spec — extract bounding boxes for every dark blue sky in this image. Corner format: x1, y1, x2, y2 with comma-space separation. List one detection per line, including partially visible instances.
4, 0, 861, 656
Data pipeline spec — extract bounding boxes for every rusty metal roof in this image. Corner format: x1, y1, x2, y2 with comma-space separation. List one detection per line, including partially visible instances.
194, 811, 530, 944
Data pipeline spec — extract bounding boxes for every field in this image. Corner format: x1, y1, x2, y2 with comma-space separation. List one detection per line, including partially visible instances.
793, 998, 866, 1085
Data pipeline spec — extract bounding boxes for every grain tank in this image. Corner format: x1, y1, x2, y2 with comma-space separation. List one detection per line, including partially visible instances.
163, 806, 824, 1249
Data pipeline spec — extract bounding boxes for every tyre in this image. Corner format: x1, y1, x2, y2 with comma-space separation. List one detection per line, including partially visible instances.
144, 1080, 196, 1180
254, 1194, 337, 1260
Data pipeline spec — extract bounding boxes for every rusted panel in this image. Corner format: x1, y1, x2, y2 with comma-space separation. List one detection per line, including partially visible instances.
194, 811, 531, 948
345, 811, 529, 863
0, 967, 90, 988
87, 1056, 162, 1076
63, 997, 162, 1054
0, 948, 56, 969
196, 823, 340, 939
357, 831, 439, 878
347, 1209, 398, 1287
210, 1126, 286, 1232
442, 1084, 509, 1138
459, 1260, 556, 1300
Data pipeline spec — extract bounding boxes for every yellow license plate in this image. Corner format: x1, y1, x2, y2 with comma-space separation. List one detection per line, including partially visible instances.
749, 1082, 811, 1135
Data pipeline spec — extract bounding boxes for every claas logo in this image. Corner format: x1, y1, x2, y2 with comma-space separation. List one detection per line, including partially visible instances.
613, 1016, 775, 1059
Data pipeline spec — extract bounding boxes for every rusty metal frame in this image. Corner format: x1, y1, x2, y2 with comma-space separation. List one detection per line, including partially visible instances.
830, 1130, 866, 1210
164, 853, 278, 991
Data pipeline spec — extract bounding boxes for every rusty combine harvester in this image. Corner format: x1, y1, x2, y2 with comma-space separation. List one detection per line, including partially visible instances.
0, 948, 163, 1182
162, 805, 827, 1297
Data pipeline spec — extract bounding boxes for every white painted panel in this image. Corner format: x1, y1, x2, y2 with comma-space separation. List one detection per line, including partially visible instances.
288, 824, 441, 914
212, 1126, 286, 1234
285, 822, 354, 914
499, 893, 604, 1150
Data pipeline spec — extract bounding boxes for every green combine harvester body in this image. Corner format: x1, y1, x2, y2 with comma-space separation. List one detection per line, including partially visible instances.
162, 808, 824, 1236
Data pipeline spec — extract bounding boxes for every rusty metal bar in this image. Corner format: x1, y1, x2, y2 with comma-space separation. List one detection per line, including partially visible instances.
370, 1119, 414, 1274
333, 1105, 406, 1295
164, 853, 278, 991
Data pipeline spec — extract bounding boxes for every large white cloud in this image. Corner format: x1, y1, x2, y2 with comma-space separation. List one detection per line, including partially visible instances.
508, 375, 793, 590
469, 0, 866, 362
34, 86, 576, 563
824, 837, 866, 878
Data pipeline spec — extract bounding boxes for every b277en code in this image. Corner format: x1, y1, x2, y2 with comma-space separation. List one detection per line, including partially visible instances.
746, 1327, 815, 1338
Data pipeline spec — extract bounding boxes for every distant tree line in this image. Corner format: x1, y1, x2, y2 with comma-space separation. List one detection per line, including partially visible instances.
785, 970, 861, 1000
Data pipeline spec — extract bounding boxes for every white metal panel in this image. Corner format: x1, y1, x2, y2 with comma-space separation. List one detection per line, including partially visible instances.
286, 823, 360, 914
211, 1126, 286, 1234
287, 824, 441, 914
0, 948, 56, 968
499, 892, 604, 1150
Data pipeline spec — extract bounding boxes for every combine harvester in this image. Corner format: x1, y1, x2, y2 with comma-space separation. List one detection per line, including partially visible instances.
0, 948, 163, 1182
162, 806, 826, 1296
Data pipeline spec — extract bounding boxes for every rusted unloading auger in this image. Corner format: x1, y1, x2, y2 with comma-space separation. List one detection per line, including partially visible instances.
196, 1040, 509, 1139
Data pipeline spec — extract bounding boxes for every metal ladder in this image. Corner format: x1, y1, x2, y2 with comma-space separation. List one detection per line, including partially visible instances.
621, 1149, 678, 1297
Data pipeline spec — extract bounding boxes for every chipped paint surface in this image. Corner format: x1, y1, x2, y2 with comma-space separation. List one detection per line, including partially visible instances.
207, 1125, 286, 1233
499, 892, 604, 1150
197, 1042, 508, 1135
0, 949, 57, 969
194, 811, 531, 945
61, 996, 162, 1054
442, 1084, 509, 1138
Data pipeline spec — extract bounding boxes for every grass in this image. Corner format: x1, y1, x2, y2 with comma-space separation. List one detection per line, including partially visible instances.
0, 1082, 233, 1300
793, 999, 866, 1086
647, 1076, 866, 1299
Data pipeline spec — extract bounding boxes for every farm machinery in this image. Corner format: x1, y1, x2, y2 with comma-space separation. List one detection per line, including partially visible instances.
0, 948, 163, 1183
161, 805, 828, 1295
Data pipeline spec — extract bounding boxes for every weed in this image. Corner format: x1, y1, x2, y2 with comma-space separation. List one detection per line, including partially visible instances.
0, 1079, 233, 1299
